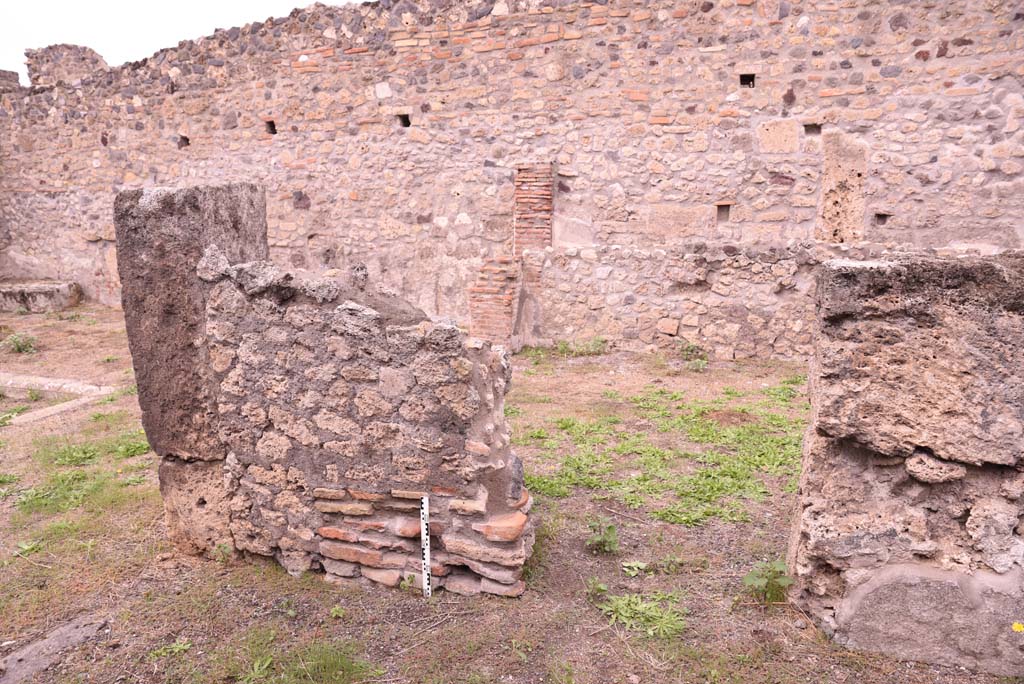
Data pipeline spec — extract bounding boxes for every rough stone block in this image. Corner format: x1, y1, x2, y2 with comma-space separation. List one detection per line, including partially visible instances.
756, 119, 800, 153
813, 257, 1024, 467
0, 280, 82, 312
790, 254, 1024, 676
114, 184, 268, 462
158, 458, 233, 555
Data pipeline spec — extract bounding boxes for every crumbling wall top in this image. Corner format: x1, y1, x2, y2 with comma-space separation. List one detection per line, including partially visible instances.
25, 44, 108, 87
0, 70, 20, 92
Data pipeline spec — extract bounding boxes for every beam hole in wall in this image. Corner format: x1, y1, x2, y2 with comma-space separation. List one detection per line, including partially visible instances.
804, 123, 822, 135
265, 120, 277, 135
396, 113, 411, 128
716, 204, 733, 223
740, 73, 756, 88
874, 213, 892, 226
177, 135, 190, 149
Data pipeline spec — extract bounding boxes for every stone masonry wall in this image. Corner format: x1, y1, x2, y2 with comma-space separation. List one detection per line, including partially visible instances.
788, 254, 1024, 676
2, 0, 1022, 337
524, 242, 824, 358
0, 71, 18, 93
117, 184, 534, 597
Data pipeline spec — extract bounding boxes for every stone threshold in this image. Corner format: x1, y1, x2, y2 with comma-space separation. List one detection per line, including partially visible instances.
0, 372, 117, 425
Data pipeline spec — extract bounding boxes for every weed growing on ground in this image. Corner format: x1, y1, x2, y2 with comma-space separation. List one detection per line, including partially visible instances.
742, 559, 793, 605
522, 514, 560, 584
149, 638, 193, 659
14, 540, 42, 557
0, 473, 18, 486
547, 661, 576, 684
33, 429, 149, 467
99, 384, 138, 404
585, 576, 608, 600
3, 333, 37, 354
509, 638, 533, 663
621, 560, 651, 577
598, 592, 687, 638
103, 430, 151, 459
27, 388, 43, 402
278, 641, 382, 684
504, 404, 523, 417
585, 517, 619, 554
52, 444, 100, 466
89, 410, 130, 427
686, 358, 708, 372
555, 337, 608, 357
0, 405, 30, 427
678, 342, 707, 363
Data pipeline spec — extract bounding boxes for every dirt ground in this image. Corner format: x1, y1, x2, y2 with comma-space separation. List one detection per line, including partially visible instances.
0, 306, 1012, 684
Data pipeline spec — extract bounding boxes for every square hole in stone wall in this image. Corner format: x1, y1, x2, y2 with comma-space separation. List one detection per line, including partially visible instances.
804, 123, 822, 135
874, 213, 892, 226
177, 135, 190, 149
396, 114, 412, 127
717, 204, 733, 223
265, 120, 277, 135
740, 73, 756, 88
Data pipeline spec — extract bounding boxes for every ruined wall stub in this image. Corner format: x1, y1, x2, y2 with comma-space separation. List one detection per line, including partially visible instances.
789, 255, 1024, 676
116, 183, 534, 596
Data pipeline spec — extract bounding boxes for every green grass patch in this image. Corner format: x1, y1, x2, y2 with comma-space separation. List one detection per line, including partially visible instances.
555, 337, 608, 357
598, 592, 686, 638
525, 380, 807, 526
88, 410, 130, 427
17, 470, 112, 515
33, 430, 150, 468
98, 384, 138, 404
205, 628, 380, 684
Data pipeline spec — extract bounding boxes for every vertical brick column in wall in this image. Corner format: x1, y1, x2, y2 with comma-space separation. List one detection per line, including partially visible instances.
512, 164, 554, 258
468, 256, 521, 347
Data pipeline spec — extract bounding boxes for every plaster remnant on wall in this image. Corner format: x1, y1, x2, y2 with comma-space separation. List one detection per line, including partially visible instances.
817, 131, 867, 243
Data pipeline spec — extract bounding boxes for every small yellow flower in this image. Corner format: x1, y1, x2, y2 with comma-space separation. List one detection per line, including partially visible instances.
1012, 622, 1024, 633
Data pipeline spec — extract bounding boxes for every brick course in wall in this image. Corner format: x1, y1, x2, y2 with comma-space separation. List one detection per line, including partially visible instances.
512, 164, 554, 259
468, 256, 522, 348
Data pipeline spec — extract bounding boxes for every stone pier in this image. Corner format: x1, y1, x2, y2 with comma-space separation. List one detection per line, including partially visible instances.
789, 254, 1024, 676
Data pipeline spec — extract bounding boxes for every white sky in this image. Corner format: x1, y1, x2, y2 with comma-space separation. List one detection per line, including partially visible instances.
1, 0, 356, 85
